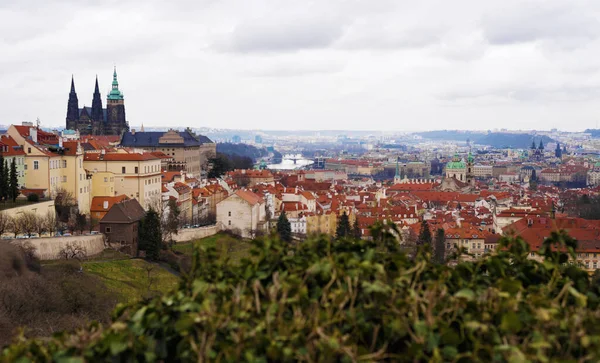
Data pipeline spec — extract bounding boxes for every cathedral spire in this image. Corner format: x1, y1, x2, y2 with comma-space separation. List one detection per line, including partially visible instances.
70, 75, 76, 94
66, 76, 79, 129
91, 75, 104, 125
108, 66, 124, 100
94, 75, 100, 95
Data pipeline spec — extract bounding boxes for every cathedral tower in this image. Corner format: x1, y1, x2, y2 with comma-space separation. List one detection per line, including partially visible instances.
66, 76, 79, 131
91, 76, 104, 135
466, 152, 475, 186
106, 67, 128, 135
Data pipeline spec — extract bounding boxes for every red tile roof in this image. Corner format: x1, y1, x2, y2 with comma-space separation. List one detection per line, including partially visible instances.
91, 195, 129, 212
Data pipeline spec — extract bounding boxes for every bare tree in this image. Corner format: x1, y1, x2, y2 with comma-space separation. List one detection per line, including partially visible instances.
57, 242, 87, 261
18, 212, 38, 238
74, 213, 87, 235
54, 187, 76, 223
0, 212, 11, 237
143, 264, 158, 298
9, 216, 22, 238
34, 214, 47, 236
45, 212, 57, 236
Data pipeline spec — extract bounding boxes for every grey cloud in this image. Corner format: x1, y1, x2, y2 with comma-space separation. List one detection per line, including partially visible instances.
482, 3, 600, 46
243, 61, 345, 77
439, 85, 600, 102
336, 25, 442, 50
219, 17, 344, 53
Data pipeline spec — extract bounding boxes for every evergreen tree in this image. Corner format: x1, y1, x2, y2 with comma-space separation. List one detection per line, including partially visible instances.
434, 228, 446, 264
352, 219, 361, 239
336, 212, 351, 239
0, 155, 5, 202
9, 158, 19, 202
165, 198, 181, 240
418, 220, 432, 245
139, 208, 163, 260
276, 211, 292, 242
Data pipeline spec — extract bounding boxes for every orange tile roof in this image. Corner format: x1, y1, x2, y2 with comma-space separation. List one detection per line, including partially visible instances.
235, 190, 264, 205
0, 135, 25, 156
91, 195, 129, 212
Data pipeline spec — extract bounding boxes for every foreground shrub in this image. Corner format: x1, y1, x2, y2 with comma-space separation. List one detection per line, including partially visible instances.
3, 225, 600, 361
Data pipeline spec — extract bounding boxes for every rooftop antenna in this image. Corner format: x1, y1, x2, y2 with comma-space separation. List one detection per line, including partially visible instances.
36, 117, 41, 129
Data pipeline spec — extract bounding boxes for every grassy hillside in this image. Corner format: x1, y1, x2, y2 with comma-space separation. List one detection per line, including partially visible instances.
84, 259, 178, 303
173, 232, 252, 263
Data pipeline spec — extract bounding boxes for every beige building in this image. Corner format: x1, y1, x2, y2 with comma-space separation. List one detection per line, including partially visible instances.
473, 165, 493, 178
217, 190, 267, 238
91, 171, 116, 197
8, 125, 91, 213
84, 151, 162, 209
120, 129, 215, 179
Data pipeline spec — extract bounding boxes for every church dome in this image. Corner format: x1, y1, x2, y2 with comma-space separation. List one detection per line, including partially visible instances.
446, 153, 466, 169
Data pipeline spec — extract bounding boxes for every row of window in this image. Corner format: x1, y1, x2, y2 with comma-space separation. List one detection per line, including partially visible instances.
122, 164, 160, 174
50, 160, 67, 169
144, 177, 160, 185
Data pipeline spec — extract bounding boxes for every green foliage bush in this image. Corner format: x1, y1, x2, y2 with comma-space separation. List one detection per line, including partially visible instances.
4, 224, 600, 361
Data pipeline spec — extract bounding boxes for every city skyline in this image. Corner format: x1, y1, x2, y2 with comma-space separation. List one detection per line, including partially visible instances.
2, 0, 600, 131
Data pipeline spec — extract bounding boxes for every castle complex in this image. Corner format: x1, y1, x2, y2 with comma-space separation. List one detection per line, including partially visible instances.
65, 68, 129, 136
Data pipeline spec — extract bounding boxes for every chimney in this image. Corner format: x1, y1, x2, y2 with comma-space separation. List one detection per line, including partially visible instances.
30, 128, 38, 144
103, 201, 109, 209
131, 129, 136, 135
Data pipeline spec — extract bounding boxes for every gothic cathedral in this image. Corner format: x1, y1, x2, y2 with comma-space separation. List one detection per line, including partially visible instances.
65, 67, 129, 136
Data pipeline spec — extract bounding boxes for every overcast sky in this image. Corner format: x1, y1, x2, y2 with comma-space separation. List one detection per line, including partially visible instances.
2, 0, 600, 131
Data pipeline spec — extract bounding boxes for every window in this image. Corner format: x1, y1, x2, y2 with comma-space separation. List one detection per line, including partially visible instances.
33, 161, 39, 170
62, 160, 67, 168
228, 220, 231, 226
105, 227, 112, 233
228, 211, 231, 216
24, 164, 27, 170
104, 177, 108, 182
122, 167, 126, 174
28, 147, 31, 154
80, 188, 82, 193
135, 167, 139, 174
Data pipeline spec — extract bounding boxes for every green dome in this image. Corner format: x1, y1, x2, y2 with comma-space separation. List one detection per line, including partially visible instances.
446, 161, 466, 169
446, 153, 466, 170
595, 161, 600, 167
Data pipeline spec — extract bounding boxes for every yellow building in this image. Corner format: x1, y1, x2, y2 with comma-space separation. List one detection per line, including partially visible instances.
84, 151, 161, 209
7, 125, 91, 213
91, 171, 116, 197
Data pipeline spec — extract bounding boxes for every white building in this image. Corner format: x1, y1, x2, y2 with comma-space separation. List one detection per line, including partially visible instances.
217, 190, 267, 238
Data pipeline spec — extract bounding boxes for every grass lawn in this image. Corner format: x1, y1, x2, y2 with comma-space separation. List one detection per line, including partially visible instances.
84, 259, 179, 303
172, 232, 253, 263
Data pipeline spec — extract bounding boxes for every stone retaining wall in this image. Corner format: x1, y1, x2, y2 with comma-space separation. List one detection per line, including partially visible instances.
172, 225, 221, 243
10, 235, 105, 260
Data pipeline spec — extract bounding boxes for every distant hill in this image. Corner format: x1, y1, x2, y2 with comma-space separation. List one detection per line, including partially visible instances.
585, 129, 600, 138
417, 130, 555, 149
216, 143, 268, 161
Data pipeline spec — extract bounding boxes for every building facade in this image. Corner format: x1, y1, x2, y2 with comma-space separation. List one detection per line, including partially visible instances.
84, 152, 162, 209
120, 129, 215, 178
